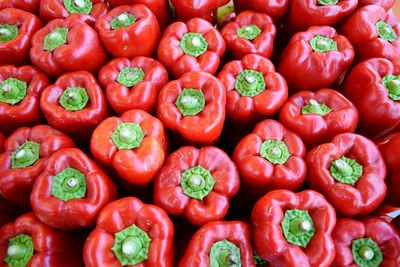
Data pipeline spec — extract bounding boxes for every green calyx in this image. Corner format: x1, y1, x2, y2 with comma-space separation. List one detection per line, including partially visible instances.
382, 75, 400, 101
318, 0, 338, 5
210, 240, 241, 267
309, 35, 338, 53
234, 70, 266, 97
301, 99, 331, 116
376, 20, 397, 42
0, 24, 18, 43
237, 25, 262, 40
330, 156, 363, 186
11, 141, 40, 169
111, 224, 151, 266
116, 67, 144, 87
44, 27, 68, 52
175, 88, 205, 116
179, 32, 208, 57
63, 0, 92, 14
352, 238, 382, 267
59, 87, 89, 111
260, 140, 291, 165
4, 234, 34, 267
111, 122, 145, 150
281, 209, 315, 248
253, 252, 267, 265
0, 78, 27, 105
181, 165, 215, 200
51, 167, 86, 201
111, 13, 136, 29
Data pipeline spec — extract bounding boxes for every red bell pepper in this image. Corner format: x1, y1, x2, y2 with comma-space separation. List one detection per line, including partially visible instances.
278, 26, 354, 92
40, 71, 110, 142
84, 197, 174, 267
0, 0, 40, 14
251, 190, 336, 267
171, 0, 230, 24
30, 16, 108, 77
0, 65, 50, 135
342, 58, 400, 139
98, 57, 168, 115
158, 18, 226, 78
0, 125, 76, 208
157, 71, 226, 146
358, 0, 395, 11
154, 146, 240, 226
233, 0, 290, 22
30, 148, 117, 229
220, 11, 276, 59
332, 217, 400, 267
0, 8, 42, 66
179, 221, 255, 267
374, 205, 400, 232
95, 5, 160, 58
91, 109, 168, 187
218, 54, 288, 128
306, 133, 387, 217
279, 89, 359, 149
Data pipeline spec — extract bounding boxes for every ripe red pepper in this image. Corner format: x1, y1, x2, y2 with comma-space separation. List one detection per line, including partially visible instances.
0, 0, 40, 14
233, 0, 290, 22
218, 54, 287, 128
374, 205, 400, 232
171, 0, 230, 23
307, 133, 387, 217
0, 125, 75, 208
91, 109, 168, 187
154, 146, 240, 226
332, 217, 400, 267
179, 221, 255, 267
358, 0, 395, 11
95, 5, 160, 58
98, 57, 168, 115
251, 190, 336, 267
84, 197, 174, 267
30, 16, 108, 77
157, 71, 225, 146
279, 89, 359, 149
278, 26, 354, 92
0, 65, 50, 135
158, 18, 226, 78
0, 8, 42, 66
40, 71, 110, 142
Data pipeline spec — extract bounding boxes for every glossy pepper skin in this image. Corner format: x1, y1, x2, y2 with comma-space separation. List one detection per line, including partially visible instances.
306, 133, 387, 217
154, 146, 240, 226
84, 197, 174, 267
40, 71, 110, 142
30, 148, 117, 229
171, 0, 229, 23
0, 8, 42, 66
157, 71, 226, 146
278, 26, 354, 92
332, 217, 400, 267
179, 221, 255, 267
358, 0, 395, 11
279, 89, 359, 149
374, 205, 400, 232
98, 57, 168, 115
91, 109, 168, 187
158, 18, 226, 78
251, 190, 336, 267
95, 5, 160, 58
0, 0, 40, 14
342, 58, 400, 139
30, 16, 108, 77
0, 65, 50, 135
233, 0, 290, 22
0, 125, 75, 208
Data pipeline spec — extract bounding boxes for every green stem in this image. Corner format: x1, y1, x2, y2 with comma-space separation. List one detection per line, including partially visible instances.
59, 87, 89, 111
11, 141, 40, 169
181, 165, 215, 200
210, 240, 242, 267
309, 35, 337, 53
318, 0, 338, 5
376, 20, 397, 42
281, 209, 315, 248
179, 32, 208, 57
116, 67, 144, 87
0, 78, 27, 105
382, 75, 400, 101
4, 234, 34, 267
260, 140, 291, 165
0, 24, 18, 43
51, 167, 86, 201
301, 99, 331, 116
330, 156, 363, 185
111, 13, 136, 29
111, 122, 145, 150
44, 28, 68, 52
175, 89, 205, 116
234, 70, 266, 97
237, 25, 262, 40
63, 0, 93, 14
352, 238, 382, 267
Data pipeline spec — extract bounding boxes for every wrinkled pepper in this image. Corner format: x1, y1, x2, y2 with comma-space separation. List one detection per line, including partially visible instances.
279, 89, 359, 149
154, 146, 240, 226
278, 26, 354, 92
171, 0, 230, 24
233, 0, 290, 22
0, 65, 50, 135
0, 8, 42, 66
358, 0, 395, 11
0, 0, 40, 14
158, 18, 226, 78
0, 125, 75, 208
374, 205, 400, 233
251, 190, 336, 267
84, 197, 174, 267
157, 71, 226, 146
306, 133, 387, 217
40, 71, 110, 141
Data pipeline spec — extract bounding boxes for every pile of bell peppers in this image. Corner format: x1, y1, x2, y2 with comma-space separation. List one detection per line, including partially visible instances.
0, 1, 400, 266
